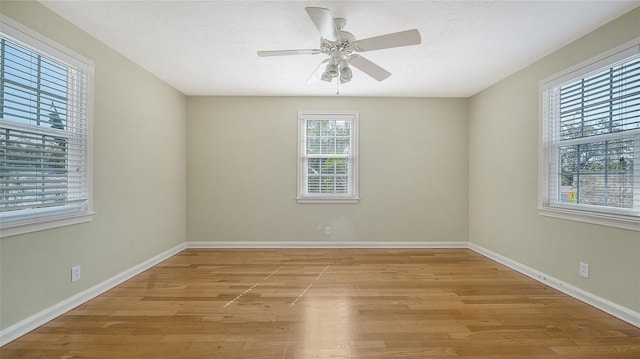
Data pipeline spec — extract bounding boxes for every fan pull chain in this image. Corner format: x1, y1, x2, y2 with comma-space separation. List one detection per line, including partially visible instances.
336, 76, 340, 95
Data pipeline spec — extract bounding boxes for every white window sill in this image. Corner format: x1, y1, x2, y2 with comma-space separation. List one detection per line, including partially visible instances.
1, 212, 95, 238
297, 197, 360, 204
538, 206, 640, 232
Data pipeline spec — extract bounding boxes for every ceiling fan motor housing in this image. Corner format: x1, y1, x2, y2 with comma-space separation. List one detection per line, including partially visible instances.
320, 18, 356, 60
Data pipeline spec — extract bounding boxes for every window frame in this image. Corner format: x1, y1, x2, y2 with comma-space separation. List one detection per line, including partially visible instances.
538, 38, 640, 231
297, 111, 359, 204
0, 15, 94, 238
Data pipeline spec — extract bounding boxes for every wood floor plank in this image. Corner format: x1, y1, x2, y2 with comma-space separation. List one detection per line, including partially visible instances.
2, 248, 639, 358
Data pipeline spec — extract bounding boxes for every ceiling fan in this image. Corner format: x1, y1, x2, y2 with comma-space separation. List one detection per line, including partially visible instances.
257, 7, 421, 86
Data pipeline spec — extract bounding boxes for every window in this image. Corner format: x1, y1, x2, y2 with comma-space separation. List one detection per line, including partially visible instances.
0, 15, 93, 237
297, 111, 359, 203
539, 39, 640, 230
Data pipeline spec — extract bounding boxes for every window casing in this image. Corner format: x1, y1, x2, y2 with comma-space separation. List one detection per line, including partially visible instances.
297, 111, 359, 203
0, 15, 93, 237
539, 39, 640, 231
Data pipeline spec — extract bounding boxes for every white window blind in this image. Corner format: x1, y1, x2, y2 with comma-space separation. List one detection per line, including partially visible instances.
540, 40, 640, 228
1, 16, 93, 236
297, 112, 359, 203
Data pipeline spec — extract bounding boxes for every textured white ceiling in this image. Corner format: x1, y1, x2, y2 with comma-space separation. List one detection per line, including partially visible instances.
40, 1, 640, 97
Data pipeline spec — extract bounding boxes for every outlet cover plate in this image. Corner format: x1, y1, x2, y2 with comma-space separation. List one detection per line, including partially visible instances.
71, 265, 81, 282
579, 262, 590, 278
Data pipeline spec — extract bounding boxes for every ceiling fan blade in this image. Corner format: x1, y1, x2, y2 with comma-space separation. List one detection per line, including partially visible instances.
306, 59, 331, 84
257, 49, 321, 57
305, 7, 340, 42
352, 29, 421, 52
349, 54, 391, 81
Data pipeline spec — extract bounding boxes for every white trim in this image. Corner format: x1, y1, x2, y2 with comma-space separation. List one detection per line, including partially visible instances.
296, 198, 360, 204
468, 243, 640, 328
0, 14, 93, 70
540, 37, 640, 89
0, 15, 95, 237
538, 206, 640, 231
0, 243, 186, 347
297, 111, 359, 203
0, 211, 96, 238
186, 241, 468, 249
538, 37, 640, 229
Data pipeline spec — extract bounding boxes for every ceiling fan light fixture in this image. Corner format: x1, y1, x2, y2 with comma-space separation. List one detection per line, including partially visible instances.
325, 62, 338, 78
339, 60, 352, 83
321, 71, 332, 82
340, 67, 352, 83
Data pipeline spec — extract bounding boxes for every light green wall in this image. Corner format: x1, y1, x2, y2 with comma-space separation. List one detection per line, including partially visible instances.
2, 0, 638, 336
187, 97, 469, 243
0, 1, 187, 329
468, 8, 640, 312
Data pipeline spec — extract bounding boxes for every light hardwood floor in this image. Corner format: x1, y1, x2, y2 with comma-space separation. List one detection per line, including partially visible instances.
2, 248, 639, 358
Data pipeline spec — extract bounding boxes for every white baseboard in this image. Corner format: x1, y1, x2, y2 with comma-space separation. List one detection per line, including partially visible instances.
468, 243, 640, 328
0, 242, 186, 347
3, 240, 638, 347
186, 241, 469, 249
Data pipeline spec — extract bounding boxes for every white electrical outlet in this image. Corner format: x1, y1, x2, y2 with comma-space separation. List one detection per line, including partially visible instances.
579, 262, 590, 278
71, 265, 81, 282
325, 226, 331, 235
